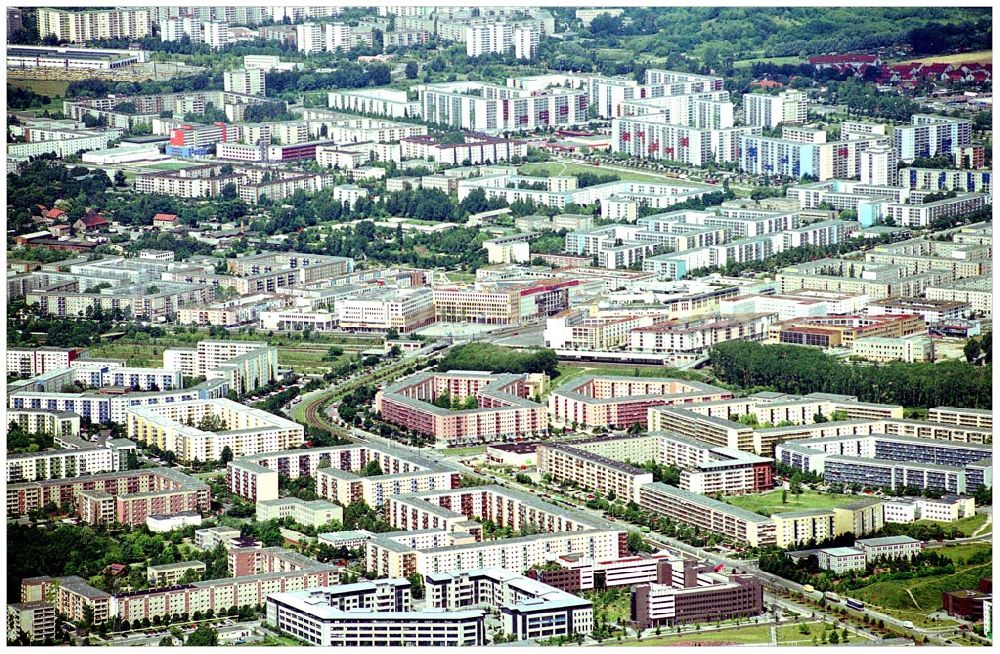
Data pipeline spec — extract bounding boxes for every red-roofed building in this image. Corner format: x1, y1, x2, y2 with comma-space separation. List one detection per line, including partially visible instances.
44, 208, 66, 221
809, 54, 881, 76
73, 214, 109, 232
152, 213, 179, 230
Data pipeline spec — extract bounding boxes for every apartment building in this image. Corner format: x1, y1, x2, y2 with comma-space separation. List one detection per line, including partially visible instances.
160, 15, 202, 43
539, 432, 773, 500
400, 132, 527, 165
926, 276, 992, 316
638, 482, 777, 547
899, 168, 993, 194
20, 576, 111, 625
228, 442, 456, 505
6, 409, 81, 441
124, 398, 304, 463
201, 21, 229, 49
548, 375, 732, 428
612, 115, 759, 165
7, 601, 56, 643
894, 114, 972, 162
6, 437, 135, 484
8, 379, 227, 426
146, 561, 206, 587
8, 128, 123, 159
374, 371, 548, 445
776, 257, 955, 301
37, 8, 151, 43
223, 69, 266, 97
162, 340, 279, 396
537, 443, 654, 504
884, 193, 988, 228
776, 433, 992, 493
369, 485, 627, 578
327, 88, 421, 119
860, 145, 897, 186
738, 135, 887, 180
8, 467, 210, 526
928, 407, 992, 431
420, 81, 588, 133
114, 549, 338, 624
742, 90, 807, 128
7, 347, 79, 376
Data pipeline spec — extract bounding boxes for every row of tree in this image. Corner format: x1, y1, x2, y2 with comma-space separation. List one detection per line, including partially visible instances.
708, 340, 992, 409
437, 343, 560, 378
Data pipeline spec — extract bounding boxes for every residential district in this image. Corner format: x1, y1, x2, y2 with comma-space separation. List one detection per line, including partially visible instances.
4, 4, 994, 649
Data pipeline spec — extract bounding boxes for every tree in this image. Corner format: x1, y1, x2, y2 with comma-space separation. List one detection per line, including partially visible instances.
964, 338, 982, 364
185, 625, 218, 646
114, 170, 127, 187
219, 446, 234, 466
404, 62, 418, 79
407, 573, 425, 598
360, 460, 384, 477
159, 636, 175, 646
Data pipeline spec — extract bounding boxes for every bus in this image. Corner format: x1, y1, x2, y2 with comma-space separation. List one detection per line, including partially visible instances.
846, 598, 864, 611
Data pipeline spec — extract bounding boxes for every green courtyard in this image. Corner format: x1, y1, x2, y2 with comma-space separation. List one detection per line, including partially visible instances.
724, 489, 857, 516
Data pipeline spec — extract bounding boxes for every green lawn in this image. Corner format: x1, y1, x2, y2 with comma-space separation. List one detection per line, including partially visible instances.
724, 490, 857, 516
851, 561, 991, 615
918, 512, 989, 536
441, 445, 487, 458
734, 55, 805, 69
277, 347, 352, 375
930, 542, 991, 565
86, 343, 167, 367
586, 587, 632, 625
624, 624, 772, 646
519, 161, 668, 184
8, 78, 71, 99
144, 161, 201, 171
